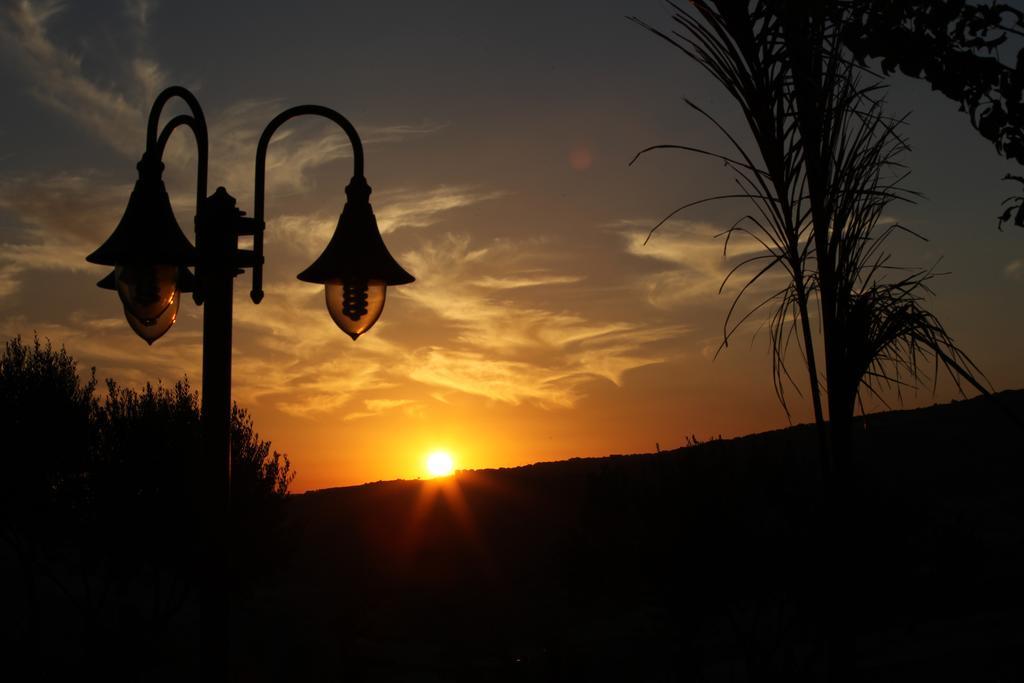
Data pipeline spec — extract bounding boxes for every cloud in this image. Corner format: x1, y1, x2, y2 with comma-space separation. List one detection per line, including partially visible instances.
342, 398, 419, 421
398, 339, 670, 408
401, 348, 581, 407
224, 277, 415, 417
0, 241, 93, 274
123, 0, 154, 30
363, 123, 448, 145
0, 172, 135, 298
621, 220, 777, 310
471, 273, 584, 289
394, 234, 685, 406
0, 172, 130, 241
259, 213, 340, 257
375, 186, 504, 234
247, 357, 393, 418
1005, 258, 1023, 280
1, 1, 155, 155
401, 234, 671, 353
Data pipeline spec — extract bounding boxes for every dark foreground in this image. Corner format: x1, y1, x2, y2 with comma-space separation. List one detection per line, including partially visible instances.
237, 391, 1024, 681
6, 392, 1024, 681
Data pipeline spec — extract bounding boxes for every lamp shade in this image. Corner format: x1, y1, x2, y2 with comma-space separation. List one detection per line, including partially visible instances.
86, 157, 197, 268
87, 156, 196, 344
296, 177, 414, 287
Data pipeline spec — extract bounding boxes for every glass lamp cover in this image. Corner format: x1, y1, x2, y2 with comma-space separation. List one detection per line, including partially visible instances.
326, 281, 387, 340
124, 289, 179, 345
115, 264, 180, 324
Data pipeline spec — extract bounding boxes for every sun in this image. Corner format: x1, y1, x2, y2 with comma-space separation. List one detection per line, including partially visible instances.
425, 450, 455, 477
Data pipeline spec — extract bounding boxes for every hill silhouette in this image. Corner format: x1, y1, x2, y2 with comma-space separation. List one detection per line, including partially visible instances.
231, 391, 1024, 681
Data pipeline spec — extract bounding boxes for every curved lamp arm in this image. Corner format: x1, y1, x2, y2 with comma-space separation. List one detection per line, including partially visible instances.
254, 105, 365, 220
154, 114, 208, 210
145, 86, 209, 210
250, 105, 366, 302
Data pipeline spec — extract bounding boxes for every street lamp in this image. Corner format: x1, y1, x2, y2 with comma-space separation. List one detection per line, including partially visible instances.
85, 86, 414, 679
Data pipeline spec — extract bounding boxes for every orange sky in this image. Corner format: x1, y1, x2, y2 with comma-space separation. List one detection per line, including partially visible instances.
1, 1, 1023, 490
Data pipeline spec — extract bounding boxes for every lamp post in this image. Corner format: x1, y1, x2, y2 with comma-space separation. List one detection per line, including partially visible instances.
86, 86, 414, 679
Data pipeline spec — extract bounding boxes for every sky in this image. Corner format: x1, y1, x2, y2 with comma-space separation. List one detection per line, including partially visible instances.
1, 0, 1023, 491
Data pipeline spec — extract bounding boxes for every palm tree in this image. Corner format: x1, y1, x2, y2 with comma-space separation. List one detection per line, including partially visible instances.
631, 0, 985, 483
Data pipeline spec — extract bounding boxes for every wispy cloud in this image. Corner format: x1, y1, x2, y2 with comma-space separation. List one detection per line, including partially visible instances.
402, 348, 582, 407
365, 123, 447, 142
471, 273, 584, 289
225, 278, 410, 417
0, 172, 129, 242
0, 240, 93, 274
0, 172, 132, 298
123, 0, 155, 30
375, 186, 504, 234
398, 337, 671, 408
343, 398, 419, 422
258, 213, 340, 257
394, 233, 685, 406
401, 234, 616, 351
1, 1, 155, 155
1006, 258, 1023, 280
252, 358, 393, 418
621, 220, 774, 310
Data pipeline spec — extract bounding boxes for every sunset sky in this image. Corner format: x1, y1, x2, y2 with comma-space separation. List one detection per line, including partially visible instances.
2, 0, 1023, 490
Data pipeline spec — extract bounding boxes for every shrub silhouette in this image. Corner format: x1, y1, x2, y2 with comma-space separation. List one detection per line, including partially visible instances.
0, 334, 292, 677
0, 335, 97, 668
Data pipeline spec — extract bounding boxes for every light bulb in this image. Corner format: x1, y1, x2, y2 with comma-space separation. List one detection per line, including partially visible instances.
124, 289, 179, 345
325, 280, 387, 340
115, 264, 180, 324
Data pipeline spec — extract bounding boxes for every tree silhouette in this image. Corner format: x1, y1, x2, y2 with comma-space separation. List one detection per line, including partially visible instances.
0, 335, 293, 677
840, 0, 1024, 227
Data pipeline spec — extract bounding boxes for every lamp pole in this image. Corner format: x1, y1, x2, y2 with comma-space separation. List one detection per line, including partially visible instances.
86, 86, 414, 680
197, 187, 238, 678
